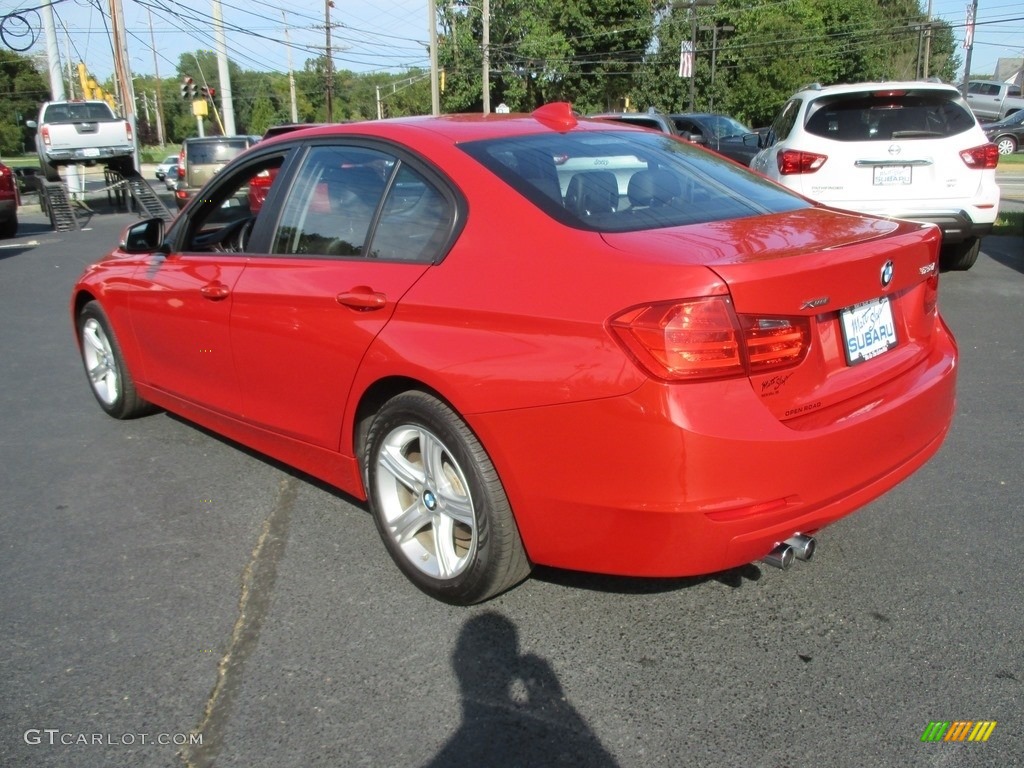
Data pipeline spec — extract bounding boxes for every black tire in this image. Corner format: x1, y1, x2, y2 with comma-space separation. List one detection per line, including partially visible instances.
0, 215, 16, 239
364, 391, 531, 604
939, 237, 980, 272
76, 301, 154, 419
40, 156, 60, 183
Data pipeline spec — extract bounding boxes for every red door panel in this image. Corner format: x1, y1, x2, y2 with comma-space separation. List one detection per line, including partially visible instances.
229, 258, 429, 448
128, 254, 246, 412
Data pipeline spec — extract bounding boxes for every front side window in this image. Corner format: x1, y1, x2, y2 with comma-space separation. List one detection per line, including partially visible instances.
179, 153, 287, 253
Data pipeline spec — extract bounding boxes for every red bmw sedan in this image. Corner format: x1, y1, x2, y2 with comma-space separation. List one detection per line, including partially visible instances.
71, 104, 957, 604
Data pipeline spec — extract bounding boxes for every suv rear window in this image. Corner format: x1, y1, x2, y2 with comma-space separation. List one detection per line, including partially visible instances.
187, 140, 252, 164
804, 91, 976, 141
461, 130, 807, 232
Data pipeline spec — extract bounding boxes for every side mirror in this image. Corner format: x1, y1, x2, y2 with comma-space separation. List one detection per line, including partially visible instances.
120, 218, 166, 253
25, 120, 37, 130
743, 133, 759, 148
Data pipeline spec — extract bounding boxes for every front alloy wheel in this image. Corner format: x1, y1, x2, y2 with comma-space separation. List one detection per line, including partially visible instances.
77, 302, 152, 419
365, 391, 530, 604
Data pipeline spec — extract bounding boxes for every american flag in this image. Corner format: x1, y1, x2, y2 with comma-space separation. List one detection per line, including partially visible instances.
679, 41, 694, 78
963, 3, 975, 49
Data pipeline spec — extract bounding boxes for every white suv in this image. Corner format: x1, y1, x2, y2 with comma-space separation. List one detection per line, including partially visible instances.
751, 81, 1000, 270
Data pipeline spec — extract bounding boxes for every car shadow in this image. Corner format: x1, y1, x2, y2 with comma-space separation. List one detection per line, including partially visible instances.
533, 562, 763, 596
983, 235, 1024, 274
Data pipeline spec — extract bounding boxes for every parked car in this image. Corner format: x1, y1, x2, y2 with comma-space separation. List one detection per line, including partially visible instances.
154, 154, 179, 181
0, 162, 19, 238
590, 110, 680, 135
669, 113, 760, 166
173, 135, 260, 209
983, 109, 1024, 155
964, 79, 1024, 122
164, 161, 180, 191
71, 104, 957, 604
751, 81, 1000, 271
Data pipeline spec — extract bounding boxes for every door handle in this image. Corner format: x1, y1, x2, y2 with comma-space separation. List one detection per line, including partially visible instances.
336, 287, 386, 310
200, 282, 230, 300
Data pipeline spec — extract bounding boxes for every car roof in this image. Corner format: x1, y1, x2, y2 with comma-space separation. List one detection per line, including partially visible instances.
257, 104, 652, 147
796, 80, 962, 98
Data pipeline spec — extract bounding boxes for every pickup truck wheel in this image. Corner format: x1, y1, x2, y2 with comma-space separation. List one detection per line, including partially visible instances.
40, 157, 60, 183
995, 135, 1017, 155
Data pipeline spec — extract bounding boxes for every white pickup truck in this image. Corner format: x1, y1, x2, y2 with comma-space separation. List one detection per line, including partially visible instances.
28, 100, 135, 181
965, 80, 1024, 122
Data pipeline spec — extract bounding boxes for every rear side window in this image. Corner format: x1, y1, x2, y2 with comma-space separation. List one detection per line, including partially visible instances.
804, 91, 976, 141
461, 130, 808, 232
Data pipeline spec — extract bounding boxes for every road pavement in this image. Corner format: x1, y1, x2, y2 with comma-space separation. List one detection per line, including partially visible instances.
1, 201, 1022, 768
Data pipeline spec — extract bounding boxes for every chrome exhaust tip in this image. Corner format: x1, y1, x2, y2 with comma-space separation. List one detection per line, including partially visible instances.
785, 533, 816, 562
762, 543, 794, 570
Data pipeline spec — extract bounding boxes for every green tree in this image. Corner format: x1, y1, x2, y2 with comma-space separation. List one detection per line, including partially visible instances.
0, 50, 50, 154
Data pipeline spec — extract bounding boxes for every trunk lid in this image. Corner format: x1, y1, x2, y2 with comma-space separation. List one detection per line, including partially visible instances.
601, 208, 943, 422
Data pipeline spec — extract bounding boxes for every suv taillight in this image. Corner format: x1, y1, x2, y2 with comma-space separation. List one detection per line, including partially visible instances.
778, 149, 827, 175
609, 297, 810, 382
959, 143, 998, 169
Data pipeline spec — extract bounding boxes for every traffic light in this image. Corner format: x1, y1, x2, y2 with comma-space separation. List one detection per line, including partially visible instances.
180, 77, 197, 100
201, 86, 216, 99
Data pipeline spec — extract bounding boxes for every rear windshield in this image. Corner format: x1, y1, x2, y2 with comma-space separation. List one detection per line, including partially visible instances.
460, 130, 808, 232
44, 103, 116, 122
187, 140, 251, 164
804, 91, 976, 141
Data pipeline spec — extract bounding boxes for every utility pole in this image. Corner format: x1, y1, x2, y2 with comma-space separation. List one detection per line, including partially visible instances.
923, 0, 933, 77
284, 12, 298, 123
482, 0, 490, 114
961, 0, 978, 97
700, 23, 733, 111
109, 0, 139, 171
212, 0, 236, 135
325, 0, 334, 122
41, 2, 66, 100
148, 10, 165, 146
429, 0, 439, 115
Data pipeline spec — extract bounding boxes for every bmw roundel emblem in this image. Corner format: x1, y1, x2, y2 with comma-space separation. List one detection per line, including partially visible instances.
880, 260, 894, 288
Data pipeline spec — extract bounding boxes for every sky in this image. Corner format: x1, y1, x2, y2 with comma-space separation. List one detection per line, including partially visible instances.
3, 0, 432, 83
2, 0, 1022, 93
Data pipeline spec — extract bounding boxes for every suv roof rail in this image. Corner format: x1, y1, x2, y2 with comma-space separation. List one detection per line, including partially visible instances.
800, 82, 824, 92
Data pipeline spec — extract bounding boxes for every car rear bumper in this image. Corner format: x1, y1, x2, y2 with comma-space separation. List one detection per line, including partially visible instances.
472, 318, 957, 577
883, 210, 995, 242
44, 147, 134, 164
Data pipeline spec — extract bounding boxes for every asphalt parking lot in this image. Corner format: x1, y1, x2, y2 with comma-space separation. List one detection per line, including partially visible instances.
0, 189, 1022, 767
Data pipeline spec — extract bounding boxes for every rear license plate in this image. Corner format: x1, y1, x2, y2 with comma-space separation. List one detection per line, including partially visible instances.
873, 165, 911, 185
81, 147, 100, 158
841, 297, 897, 365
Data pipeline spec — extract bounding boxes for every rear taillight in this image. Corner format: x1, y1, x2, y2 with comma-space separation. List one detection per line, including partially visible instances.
923, 274, 939, 316
742, 316, 811, 372
959, 143, 998, 169
178, 147, 186, 177
778, 149, 827, 175
609, 297, 811, 382
40, 126, 51, 148
125, 120, 133, 142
